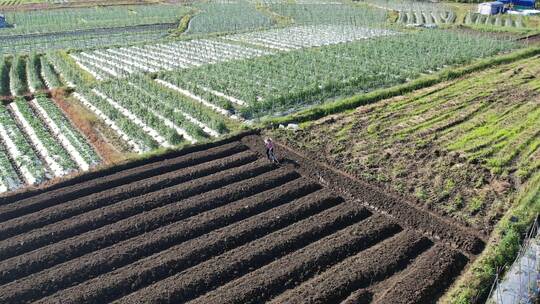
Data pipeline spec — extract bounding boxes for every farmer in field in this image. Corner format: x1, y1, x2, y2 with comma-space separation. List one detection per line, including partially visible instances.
264, 138, 279, 164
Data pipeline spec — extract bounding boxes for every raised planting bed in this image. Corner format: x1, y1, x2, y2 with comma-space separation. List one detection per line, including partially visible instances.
0, 134, 481, 304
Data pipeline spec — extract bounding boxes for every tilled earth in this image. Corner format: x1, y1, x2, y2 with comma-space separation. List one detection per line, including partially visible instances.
0, 133, 482, 304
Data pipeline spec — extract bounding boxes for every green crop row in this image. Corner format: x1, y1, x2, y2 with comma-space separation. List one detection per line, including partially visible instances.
264, 43, 540, 126
163, 29, 517, 119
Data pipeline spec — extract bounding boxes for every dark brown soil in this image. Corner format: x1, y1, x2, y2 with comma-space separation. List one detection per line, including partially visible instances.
517, 33, 540, 45
269, 231, 433, 304
373, 245, 468, 304
0, 133, 482, 304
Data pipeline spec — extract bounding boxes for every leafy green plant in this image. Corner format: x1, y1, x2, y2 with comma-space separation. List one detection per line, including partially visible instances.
25, 53, 45, 92
9, 55, 29, 96
40, 56, 63, 88
0, 57, 11, 97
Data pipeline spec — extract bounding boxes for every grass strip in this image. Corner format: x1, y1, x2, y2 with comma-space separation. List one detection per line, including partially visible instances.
442, 172, 540, 304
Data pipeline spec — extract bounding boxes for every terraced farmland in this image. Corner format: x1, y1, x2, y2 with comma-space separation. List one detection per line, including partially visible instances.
0, 133, 480, 303
3, 21, 515, 191
1, 4, 189, 35
0, 53, 100, 193
0, 96, 100, 194
1, 54, 67, 98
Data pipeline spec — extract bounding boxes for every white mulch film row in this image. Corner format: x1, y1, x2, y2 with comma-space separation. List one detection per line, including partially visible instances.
125, 82, 198, 144
9, 102, 69, 177
0, 109, 45, 185
26, 63, 36, 94
226, 25, 396, 51
71, 39, 272, 78
69, 53, 111, 80
91, 89, 173, 148
178, 109, 220, 138
49, 60, 76, 88
30, 99, 93, 171
127, 82, 218, 140
0, 148, 22, 193
40, 65, 54, 90
9, 74, 18, 97
155, 79, 242, 121
200, 86, 247, 107
73, 92, 145, 153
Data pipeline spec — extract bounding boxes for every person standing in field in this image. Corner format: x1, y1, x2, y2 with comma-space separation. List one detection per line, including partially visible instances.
264, 138, 279, 164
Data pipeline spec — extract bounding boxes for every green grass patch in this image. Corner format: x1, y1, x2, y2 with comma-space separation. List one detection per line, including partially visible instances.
443, 172, 540, 304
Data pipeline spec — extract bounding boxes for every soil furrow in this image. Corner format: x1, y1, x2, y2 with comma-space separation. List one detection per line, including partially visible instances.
0, 141, 247, 216
268, 230, 433, 304
189, 215, 401, 304
243, 135, 484, 254
373, 245, 467, 304
3, 187, 336, 304
341, 289, 372, 304
0, 169, 310, 285
38, 191, 342, 303
113, 201, 370, 304
0, 151, 261, 245
0, 151, 261, 262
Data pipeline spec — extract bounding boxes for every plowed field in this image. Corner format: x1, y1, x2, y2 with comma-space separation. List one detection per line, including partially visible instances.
0, 133, 482, 303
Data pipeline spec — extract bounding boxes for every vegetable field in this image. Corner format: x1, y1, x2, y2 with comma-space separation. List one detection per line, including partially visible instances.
0, 24, 175, 56
0, 1, 524, 193
160, 29, 517, 118
0, 134, 480, 304
0, 96, 100, 194
69, 26, 518, 123
1, 5, 190, 35
269, 2, 387, 26
187, 2, 275, 34
1, 54, 66, 97
70, 38, 272, 80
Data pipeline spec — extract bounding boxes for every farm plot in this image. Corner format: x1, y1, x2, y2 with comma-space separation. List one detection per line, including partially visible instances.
186, 2, 275, 34
0, 96, 100, 193
69, 74, 236, 155
464, 12, 525, 29
366, 0, 455, 26
397, 10, 456, 25
271, 55, 540, 231
45, 51, 94, 88
0, 103, 48, 186
70, 38, 273, 80
71, 25, 397, 80
225, 25, 395, 51
268, 2, 387, 26
0, 0, 55, 7
1, 5, 190, 35
0, 134, 479, 304
1, 54, 66, 98
160, 29, 517, 119
0, 25, 174, 56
